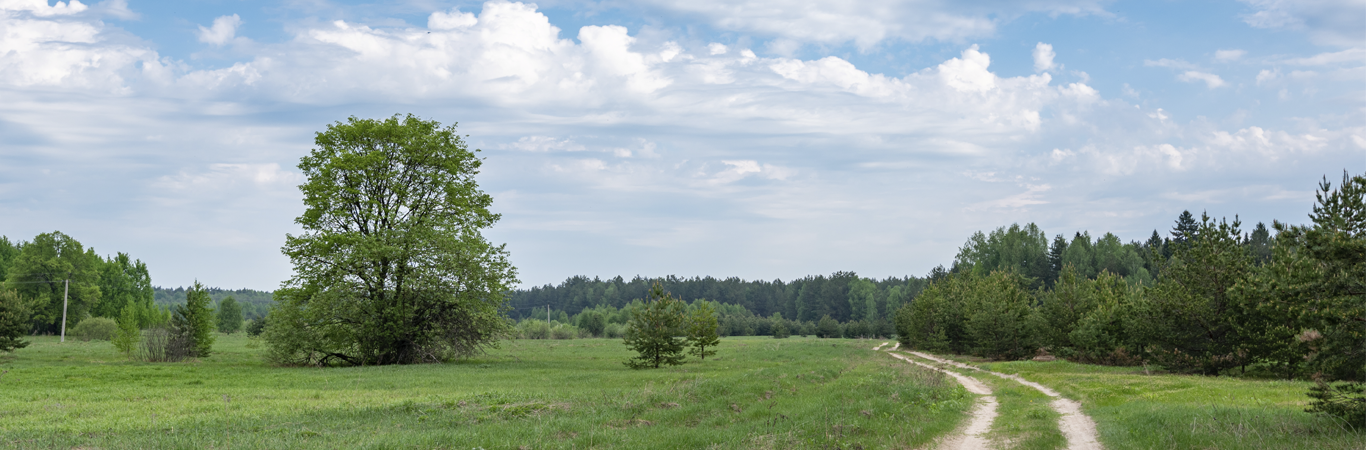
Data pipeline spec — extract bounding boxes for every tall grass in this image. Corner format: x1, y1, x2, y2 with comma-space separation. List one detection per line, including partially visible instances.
0, 335, 967, 449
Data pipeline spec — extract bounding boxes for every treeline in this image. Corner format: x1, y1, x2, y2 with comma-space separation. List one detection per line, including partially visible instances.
514, 296, 896, 340
154, 286, 273, 321
896, 172, 1363, 421
0, 231, 169, 334
0, 231, 263, 337
510, 274, 930, 325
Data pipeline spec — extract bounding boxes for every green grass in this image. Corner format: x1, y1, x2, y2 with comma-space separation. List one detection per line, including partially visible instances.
958, 359, 1365, 450
0, 335, 969, 449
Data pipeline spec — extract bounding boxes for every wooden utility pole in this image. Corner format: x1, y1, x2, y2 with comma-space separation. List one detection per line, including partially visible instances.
60, 277, 69, 343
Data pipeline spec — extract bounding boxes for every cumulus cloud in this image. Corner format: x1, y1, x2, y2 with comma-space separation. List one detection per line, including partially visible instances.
1033, 42, 1056, 72
0, 0, 1360, 289
197, 14, 242, 46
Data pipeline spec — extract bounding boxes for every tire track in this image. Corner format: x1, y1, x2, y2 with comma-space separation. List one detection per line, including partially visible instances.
885, 351, 998, 450
903, 351, 1104, 450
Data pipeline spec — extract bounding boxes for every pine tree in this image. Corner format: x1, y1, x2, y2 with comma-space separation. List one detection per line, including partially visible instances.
623, 283, 687, 369
687, 302, 720, 359
0, 289, 30, 352
172, 282, 216, 358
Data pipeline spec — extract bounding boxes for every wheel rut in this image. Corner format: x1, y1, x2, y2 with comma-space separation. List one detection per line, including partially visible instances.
899, 349, 1104, 450
883, 348, 998, 450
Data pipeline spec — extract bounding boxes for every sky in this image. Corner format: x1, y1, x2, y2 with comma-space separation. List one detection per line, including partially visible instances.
0, 0, 1362, 291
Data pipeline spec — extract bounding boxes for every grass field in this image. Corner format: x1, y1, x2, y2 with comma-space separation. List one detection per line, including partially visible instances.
962, 358, 1365, 450
0, 335, 968, 449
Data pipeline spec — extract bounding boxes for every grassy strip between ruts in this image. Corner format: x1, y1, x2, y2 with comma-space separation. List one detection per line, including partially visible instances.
941, 356, 1364, 450
0, 335, 970, 449
899, 352, 1065, 450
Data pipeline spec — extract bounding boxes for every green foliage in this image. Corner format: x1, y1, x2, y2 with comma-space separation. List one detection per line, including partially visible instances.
771, 312, 790, 339
895, 273, 970, 354
576, 310, 606, 337
685, 302, 720, 360
112, 303, 140, 355
245, 315, 267, 337
3, 231, 102, 334
622, 283, 687, 369
963, 271, 1035, 360
215, 296, 243, 334
93, 252, 154, 321
1066, 271, 1142, 365
1305, 381, 1365, 425
0, 289, 31, 352
955, 223, 1051, 287
816, 314, 840, 338
1134, 213, 1254, 375
70, 317, 118, 341
171, 282, 216, 358
265, 114, 517, 366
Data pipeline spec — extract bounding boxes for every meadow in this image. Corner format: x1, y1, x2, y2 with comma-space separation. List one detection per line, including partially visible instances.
0, 335, 968, 449
963, 358, 1364, 450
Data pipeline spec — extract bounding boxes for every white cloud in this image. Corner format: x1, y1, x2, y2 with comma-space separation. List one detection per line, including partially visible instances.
1177, 71, 1226, 88
1, 0, 88, 16
1256, 69, 1279, 85
197, 14, 242, 46
1214, 49, 1246, 62
1240, 0, 1365, 46
1033, 42, 1056, 72
428, 8, 477, 30
0, 0, 1361, 289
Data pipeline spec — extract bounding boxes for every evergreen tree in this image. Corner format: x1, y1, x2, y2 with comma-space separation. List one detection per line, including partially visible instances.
216, 296, 243, 334
771, 312, 790, 339
1172, 210, 1199, 247
686, 301, 720, 360
172, 282, 216, 358
0, 289, 30, 352
623, 283, 687, 369
1047, 234, 1068, 287
1247, 222, 1272, 265
1135, 214, 1253, 375
816, 314, 840, 338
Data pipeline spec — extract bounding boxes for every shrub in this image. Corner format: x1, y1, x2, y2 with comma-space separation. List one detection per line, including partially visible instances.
246, 316, 268, 336
71, 317, 118, 341
142, 326, 193, 362
112, 304, 141, 355
519, 320, 551, 339
550, 323, 577, 340
604, 323, 626, 338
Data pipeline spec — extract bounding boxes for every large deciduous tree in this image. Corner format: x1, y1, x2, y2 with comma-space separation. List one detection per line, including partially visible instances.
264, 114, 517, 366
3, 231, 101, 334
216, 296, 243, 334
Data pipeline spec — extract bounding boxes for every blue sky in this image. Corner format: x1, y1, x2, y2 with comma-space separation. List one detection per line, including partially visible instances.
1, 0, 1362, 290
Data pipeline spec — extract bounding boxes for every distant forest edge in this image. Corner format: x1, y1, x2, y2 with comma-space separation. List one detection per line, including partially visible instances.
1, 213, 1239, 332
152, 286, 273, 321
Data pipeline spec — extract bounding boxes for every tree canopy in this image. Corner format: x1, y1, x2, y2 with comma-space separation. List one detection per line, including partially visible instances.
264, 114, 517, 366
